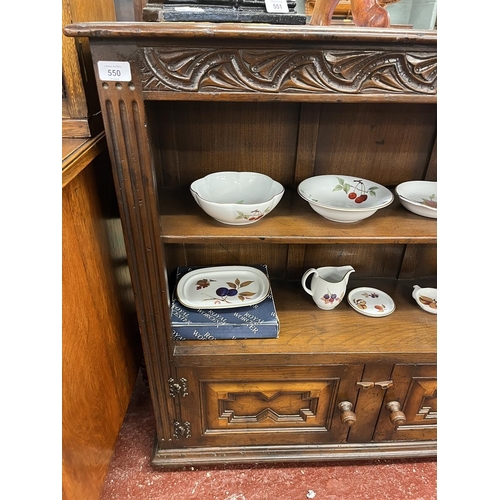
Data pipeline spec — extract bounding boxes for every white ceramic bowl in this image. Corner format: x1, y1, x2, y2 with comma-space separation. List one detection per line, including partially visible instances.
297, 175, 394, 223
395, 181, 437, 218
190, 171, 284, 225
412, 285, 437, 314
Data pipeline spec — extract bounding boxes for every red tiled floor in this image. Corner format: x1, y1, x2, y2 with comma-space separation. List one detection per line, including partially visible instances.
100, 376, 437, 500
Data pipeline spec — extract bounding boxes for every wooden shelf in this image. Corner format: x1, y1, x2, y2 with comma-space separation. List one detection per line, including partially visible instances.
160, 189, 437, 245
172, 277, 437, 366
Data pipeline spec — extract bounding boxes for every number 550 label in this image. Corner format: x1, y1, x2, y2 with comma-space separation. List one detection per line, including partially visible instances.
97, 61, 132, 82
265, 0, 289, 13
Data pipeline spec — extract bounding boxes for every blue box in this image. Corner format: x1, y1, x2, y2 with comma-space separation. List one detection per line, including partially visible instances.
170, 265, 280, 340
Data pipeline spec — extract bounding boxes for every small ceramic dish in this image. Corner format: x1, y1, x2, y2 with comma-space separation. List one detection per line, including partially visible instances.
347, 287, 396, 317
412, 285, 437, 314
176, 265, 270, 309
190, 171, 284, 225
395, 180, 437, 218
298, 175, 393, 223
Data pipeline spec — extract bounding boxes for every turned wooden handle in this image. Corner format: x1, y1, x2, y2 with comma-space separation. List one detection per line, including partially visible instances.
385, 401, 406, 427
309, 0, 390, 28
338, 401, 357, 427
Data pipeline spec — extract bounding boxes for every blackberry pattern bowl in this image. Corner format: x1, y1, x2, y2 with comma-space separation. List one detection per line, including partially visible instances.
190, 171, 284, 225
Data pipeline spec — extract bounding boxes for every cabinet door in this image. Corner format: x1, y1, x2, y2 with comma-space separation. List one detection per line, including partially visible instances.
176, 365, 363, 447
373, 364, 437, 442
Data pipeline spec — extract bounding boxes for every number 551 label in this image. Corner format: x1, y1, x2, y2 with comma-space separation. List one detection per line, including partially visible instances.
97, 61, 132, 82
265, 0, 289, 13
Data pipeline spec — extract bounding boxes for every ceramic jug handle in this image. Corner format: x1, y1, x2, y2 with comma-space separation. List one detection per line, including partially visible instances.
301, 268, 317, 296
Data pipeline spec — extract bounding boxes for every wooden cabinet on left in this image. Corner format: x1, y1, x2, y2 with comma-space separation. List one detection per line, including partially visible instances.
62, 135, 141, 500
62, 0, 116, 138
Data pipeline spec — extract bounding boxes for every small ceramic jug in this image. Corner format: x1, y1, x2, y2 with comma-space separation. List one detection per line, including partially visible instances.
301, 266, 355, 310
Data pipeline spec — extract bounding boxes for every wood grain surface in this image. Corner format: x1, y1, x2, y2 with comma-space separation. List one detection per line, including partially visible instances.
62, 149, 140, 500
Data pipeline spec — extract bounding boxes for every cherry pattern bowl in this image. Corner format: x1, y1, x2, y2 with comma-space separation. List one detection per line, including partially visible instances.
298, 175, 393, 223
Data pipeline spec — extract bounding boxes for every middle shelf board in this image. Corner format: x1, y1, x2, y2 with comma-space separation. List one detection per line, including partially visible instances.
172, 277, 437, 366
160, 190, 437, 245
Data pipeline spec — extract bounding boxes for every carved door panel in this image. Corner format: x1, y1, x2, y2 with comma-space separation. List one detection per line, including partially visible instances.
372, 364, 437, 442
176, 365, 363, 447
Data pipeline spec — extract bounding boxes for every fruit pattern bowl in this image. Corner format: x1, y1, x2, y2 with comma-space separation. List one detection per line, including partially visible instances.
347, 287, 396, 317
190, 171, 284, 225
395, 180, 437, 218
298, 175, 394, 223
412, 285, 437, 314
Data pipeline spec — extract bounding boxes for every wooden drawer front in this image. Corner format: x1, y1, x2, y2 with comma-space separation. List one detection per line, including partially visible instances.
374, 364, 437, 442
181, 366, 363, 446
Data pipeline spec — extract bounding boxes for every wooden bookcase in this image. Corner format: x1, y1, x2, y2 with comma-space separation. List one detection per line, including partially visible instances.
64, 21, 437, 467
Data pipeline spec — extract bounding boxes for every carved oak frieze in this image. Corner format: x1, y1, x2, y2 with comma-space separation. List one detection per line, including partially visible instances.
139, 47, 436, 95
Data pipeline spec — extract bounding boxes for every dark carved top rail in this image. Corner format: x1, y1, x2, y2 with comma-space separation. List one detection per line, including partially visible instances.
64, 22, 437, 102
64, 21, 437, 42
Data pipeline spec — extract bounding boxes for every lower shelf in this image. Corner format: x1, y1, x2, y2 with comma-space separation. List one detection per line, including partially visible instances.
151, 439, 437, 468
172, 277, 437, 366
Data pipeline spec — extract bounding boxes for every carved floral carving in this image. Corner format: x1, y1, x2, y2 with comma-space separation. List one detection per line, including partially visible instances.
139, 47, 436, 95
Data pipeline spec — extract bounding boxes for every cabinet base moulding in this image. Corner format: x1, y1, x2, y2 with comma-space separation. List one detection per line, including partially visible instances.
151, 439, 437, 468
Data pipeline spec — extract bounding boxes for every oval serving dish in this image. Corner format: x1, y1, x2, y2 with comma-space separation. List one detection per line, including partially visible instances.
176, 265, 270, 309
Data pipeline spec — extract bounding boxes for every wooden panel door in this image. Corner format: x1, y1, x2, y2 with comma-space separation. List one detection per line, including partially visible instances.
373, 364, 437, 441
173, 365, 363, 448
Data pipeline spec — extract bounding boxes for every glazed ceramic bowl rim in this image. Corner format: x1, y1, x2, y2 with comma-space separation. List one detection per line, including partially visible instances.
298, 175, 394, 212
347, 286, 396, 317
190, 171, 284, 206
395, 180, 437, 212
412, 285, 437, 314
